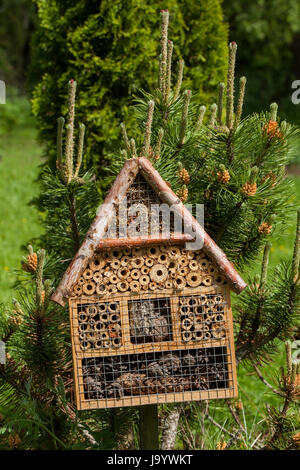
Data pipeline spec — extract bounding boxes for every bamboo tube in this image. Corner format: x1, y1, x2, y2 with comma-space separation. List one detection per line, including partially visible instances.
102, 339, 110, 348
92, 271, 103, 283
131, 257, 144, 269
187, 297, 197, 308
198, 258, 209, 270
179, 305, 190, 315
202, 275, 213, 286
141, 266, 149, 275
215, 274, 226, 285
149, 282, 157, 291
150, 264, 168, 283
174, 275, 186, 290
182, 331, 193, 342
140, 275, 150, 286
118, 267, 129, 279
100, 312, 109, 323
158, 252, 169, 265
169, 247, 180, 256
194, 317, 207, 330
110, 259, 121, 270
90, 256, 105, 271
78, 311, 88, 321
120, 256, 130, 267
79, 322, 90, 332
181, 318, 193, 330
112, 337, 121, 347
147, 246, 160, 258
131, 269, 141, 280
78, 276, 84, 285
73, 284, 82, 295
199, 294, 207, 304
132, 247, 144, 257
109, 274, 119, 284
96, 283, 106, 295
168, 260, 177, 271
80, 341, 91, 350
209, 266, 218, 276
83, 268, 93, 280
195, 305, 205, 315
178, 255, 188, 267
165, 280, 172, 289
99, 331, 109, 340
178, 266, 189, 276
107, 285, 117, 294
109, 315, 121, 325
82, 282, 96, 295
214, 313, 225, 322
97, 302, 107, 313
79, 333, 86, 340
194, 330, 204, 340
111, 248, 122, 259
179, 296, 187, 305
95, 340, 103, 349
145, 257, 154, 267
130, 281, 140, 292
94, 321, 105, 331
212, 322, 226, 339
187, 272, 202, 287
189, 260, 198, 271
117, 280, 129, 292
86, 305, 98, 317
214, 295, 223, 304
108, 302, 120, 313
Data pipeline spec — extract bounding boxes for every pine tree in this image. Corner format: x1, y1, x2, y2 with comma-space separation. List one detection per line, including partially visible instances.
114, 10, 300, 448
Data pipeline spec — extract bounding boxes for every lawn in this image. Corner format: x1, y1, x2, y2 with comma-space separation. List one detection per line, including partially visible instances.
0, 121, 42, 304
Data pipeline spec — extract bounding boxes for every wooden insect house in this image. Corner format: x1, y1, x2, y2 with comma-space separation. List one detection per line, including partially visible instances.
52, 157, 247, 410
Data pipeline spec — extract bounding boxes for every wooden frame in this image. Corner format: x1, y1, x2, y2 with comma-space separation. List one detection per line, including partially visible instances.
69, 285, 238, 410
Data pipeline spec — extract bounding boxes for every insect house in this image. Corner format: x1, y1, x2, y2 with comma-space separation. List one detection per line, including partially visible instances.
52, 157, 247, 410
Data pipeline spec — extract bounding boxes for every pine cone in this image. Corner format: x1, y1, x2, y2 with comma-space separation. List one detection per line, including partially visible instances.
22, 252, 38, 272
263, 120, 283, 139
292, 432, 300, 448
216, 441, 227, 450
8, 433, 21, 449
217, 169, 230, 184
178, 168, 190, 185
242, 182, 257, 197
258, 222, 272, 235
176, 186, 188, 202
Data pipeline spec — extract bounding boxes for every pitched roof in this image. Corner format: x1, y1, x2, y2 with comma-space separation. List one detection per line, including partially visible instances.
51, 157, 247, 306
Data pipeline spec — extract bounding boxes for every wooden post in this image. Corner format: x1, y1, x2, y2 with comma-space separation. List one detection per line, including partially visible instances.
139, 405, 159, 450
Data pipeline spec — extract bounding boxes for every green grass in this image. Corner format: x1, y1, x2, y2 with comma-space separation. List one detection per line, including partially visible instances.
0, 122, 42, 304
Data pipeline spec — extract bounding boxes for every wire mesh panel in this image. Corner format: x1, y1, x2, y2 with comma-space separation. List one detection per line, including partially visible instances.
81, 347, 230, 401
70, 292, 237, 409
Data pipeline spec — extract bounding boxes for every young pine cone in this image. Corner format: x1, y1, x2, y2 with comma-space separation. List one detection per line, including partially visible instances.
242, 182, 257, 197
258, 222, 272, 235
217, 169, 230, 184
176, 186, 188, 202
261, 171, 277, 188
22, 252, 38, 272
263, 120, 282, 139
292, 432, 300, 448
178, 168, 190, 185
